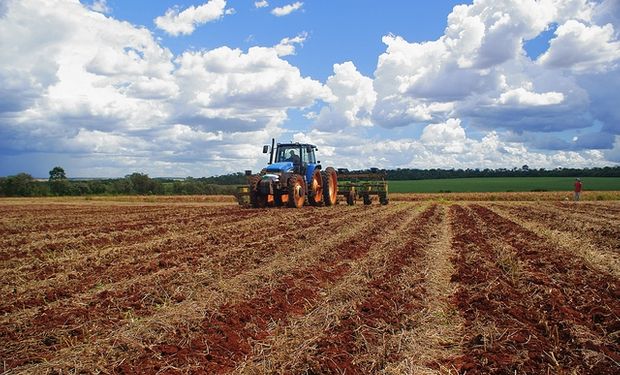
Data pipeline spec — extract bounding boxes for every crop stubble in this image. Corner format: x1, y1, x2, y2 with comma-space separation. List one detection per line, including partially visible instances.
0, 199, 618, 374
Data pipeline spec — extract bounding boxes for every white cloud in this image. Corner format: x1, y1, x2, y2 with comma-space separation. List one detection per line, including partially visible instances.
313, 61, 376, 130
593, 0, 620, 29
292, 122, 610, 172
0, 0, 332, 177
1, 0, 618, 178
538, 20, 620, 73
421, 118, 466, 145
173, 45, 331, 131
497, 87, 564, 106
68, 129, 149, 155
271, 2, 303, 17
371, 0, 615, 142
605, 136, 620, 162
89, 0, 110, 14
154, 0, 228, 36
254, 1, 269, 8
274, 32, 307, 57
0, 0, 176, 133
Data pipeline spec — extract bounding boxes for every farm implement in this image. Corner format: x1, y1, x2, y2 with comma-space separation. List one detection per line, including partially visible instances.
236, 139, 389, 208
336, 168, 389, 205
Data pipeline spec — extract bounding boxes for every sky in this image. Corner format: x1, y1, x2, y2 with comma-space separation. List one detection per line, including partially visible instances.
1, 0, 620, 178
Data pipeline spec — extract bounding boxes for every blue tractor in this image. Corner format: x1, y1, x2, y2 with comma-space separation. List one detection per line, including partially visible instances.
238, 139, 338, 208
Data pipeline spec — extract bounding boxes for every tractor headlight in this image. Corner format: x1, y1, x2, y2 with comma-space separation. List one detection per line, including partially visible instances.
262, 173, 280, 182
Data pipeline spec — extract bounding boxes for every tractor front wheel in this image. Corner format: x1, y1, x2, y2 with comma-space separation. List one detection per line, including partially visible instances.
249, 175, 267, 208
288, 175, 305, 208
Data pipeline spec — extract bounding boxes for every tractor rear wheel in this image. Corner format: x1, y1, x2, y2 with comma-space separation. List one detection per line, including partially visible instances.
288, 174, 305, 208
309, 169, 324, 206
322, 167, 338, 206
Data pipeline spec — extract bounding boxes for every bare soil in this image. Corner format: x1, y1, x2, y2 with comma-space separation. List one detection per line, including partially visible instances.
1, 198, 618, 374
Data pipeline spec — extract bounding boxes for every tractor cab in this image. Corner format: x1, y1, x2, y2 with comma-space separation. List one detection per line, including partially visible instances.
273, 144, 317, 176
263, 142, 320, 183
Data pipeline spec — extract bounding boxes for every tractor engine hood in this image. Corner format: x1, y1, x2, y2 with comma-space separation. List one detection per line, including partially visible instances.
265, 162, 294, 173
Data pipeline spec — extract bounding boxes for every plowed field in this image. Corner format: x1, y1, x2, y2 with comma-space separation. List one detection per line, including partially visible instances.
1, 199, 618, 374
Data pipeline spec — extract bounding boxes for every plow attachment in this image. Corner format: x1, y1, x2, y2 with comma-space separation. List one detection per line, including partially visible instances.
337, 169, 389, 205
235, 185, 251, 207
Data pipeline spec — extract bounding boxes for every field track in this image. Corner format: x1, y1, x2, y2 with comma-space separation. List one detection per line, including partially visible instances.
1, 199, 618, 374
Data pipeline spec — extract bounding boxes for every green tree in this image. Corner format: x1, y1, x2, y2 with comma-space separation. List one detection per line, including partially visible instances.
3, 173, 35, 196
127, 172, 156, 195
49, 166, 70, 195
49, 166, 66, 180
109, 178, 133, 194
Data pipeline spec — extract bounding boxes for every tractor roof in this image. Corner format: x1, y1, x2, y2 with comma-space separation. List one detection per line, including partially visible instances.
277, 142, 317, 149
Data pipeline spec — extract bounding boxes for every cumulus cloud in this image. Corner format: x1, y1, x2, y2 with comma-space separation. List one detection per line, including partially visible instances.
369, 0, 620, 161
0, 0, 176, 135
605, 136, 620, 162
0, 0, 331, 177
254, 1, 269, 8
294, 120, 610, 171
593, 0, 620, 29
496, 87, 564, 106
1, 0, 618, 177
172, 44, 331, 133
538, 20, 620, 73
154, 0, 229, 36
371, 0, 597, 130
421, 118, 466, 145
313, 61, 376, 131
271, 2, 303, 17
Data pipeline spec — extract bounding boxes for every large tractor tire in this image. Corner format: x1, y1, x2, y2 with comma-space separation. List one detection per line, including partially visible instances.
322, 167, 338, 206
249, 175, 267, 208
308, 169, 324, 206
288, 174, 305, 208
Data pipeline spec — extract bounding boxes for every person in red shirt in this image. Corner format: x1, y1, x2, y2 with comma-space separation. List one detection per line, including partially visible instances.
574, 178, 582, 201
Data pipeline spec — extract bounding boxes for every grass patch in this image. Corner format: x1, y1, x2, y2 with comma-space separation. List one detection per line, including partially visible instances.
388, 177, 620, 193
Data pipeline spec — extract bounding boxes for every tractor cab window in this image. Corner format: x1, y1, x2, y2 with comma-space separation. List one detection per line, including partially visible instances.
302, 146, 315, 164
276, 146, 301, 164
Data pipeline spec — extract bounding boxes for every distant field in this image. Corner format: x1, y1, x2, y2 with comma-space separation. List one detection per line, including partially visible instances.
388, 177, 620, 193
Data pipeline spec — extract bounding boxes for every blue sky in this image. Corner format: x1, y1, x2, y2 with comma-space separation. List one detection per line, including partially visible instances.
1, 0, 619, 177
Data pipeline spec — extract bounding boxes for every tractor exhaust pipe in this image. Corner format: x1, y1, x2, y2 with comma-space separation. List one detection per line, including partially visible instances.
269, 138, 275, 165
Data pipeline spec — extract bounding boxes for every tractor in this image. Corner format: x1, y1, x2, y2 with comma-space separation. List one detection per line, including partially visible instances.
236, 139, 338, 208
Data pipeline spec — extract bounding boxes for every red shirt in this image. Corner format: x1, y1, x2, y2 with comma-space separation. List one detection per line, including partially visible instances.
574, 181, 582, 192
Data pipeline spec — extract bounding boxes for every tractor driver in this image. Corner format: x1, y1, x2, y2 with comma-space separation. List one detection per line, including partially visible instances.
286, 150, 300, 164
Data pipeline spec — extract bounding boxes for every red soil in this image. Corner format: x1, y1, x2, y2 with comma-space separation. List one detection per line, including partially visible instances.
449, 205, 619, 374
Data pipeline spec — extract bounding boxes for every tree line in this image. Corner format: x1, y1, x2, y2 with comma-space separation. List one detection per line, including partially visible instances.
0, 167, 236, 197
1, 165, 618, 197
384, 165, 620, 180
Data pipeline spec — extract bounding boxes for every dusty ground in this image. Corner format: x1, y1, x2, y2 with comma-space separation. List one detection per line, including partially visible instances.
1, 198, 618, 374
